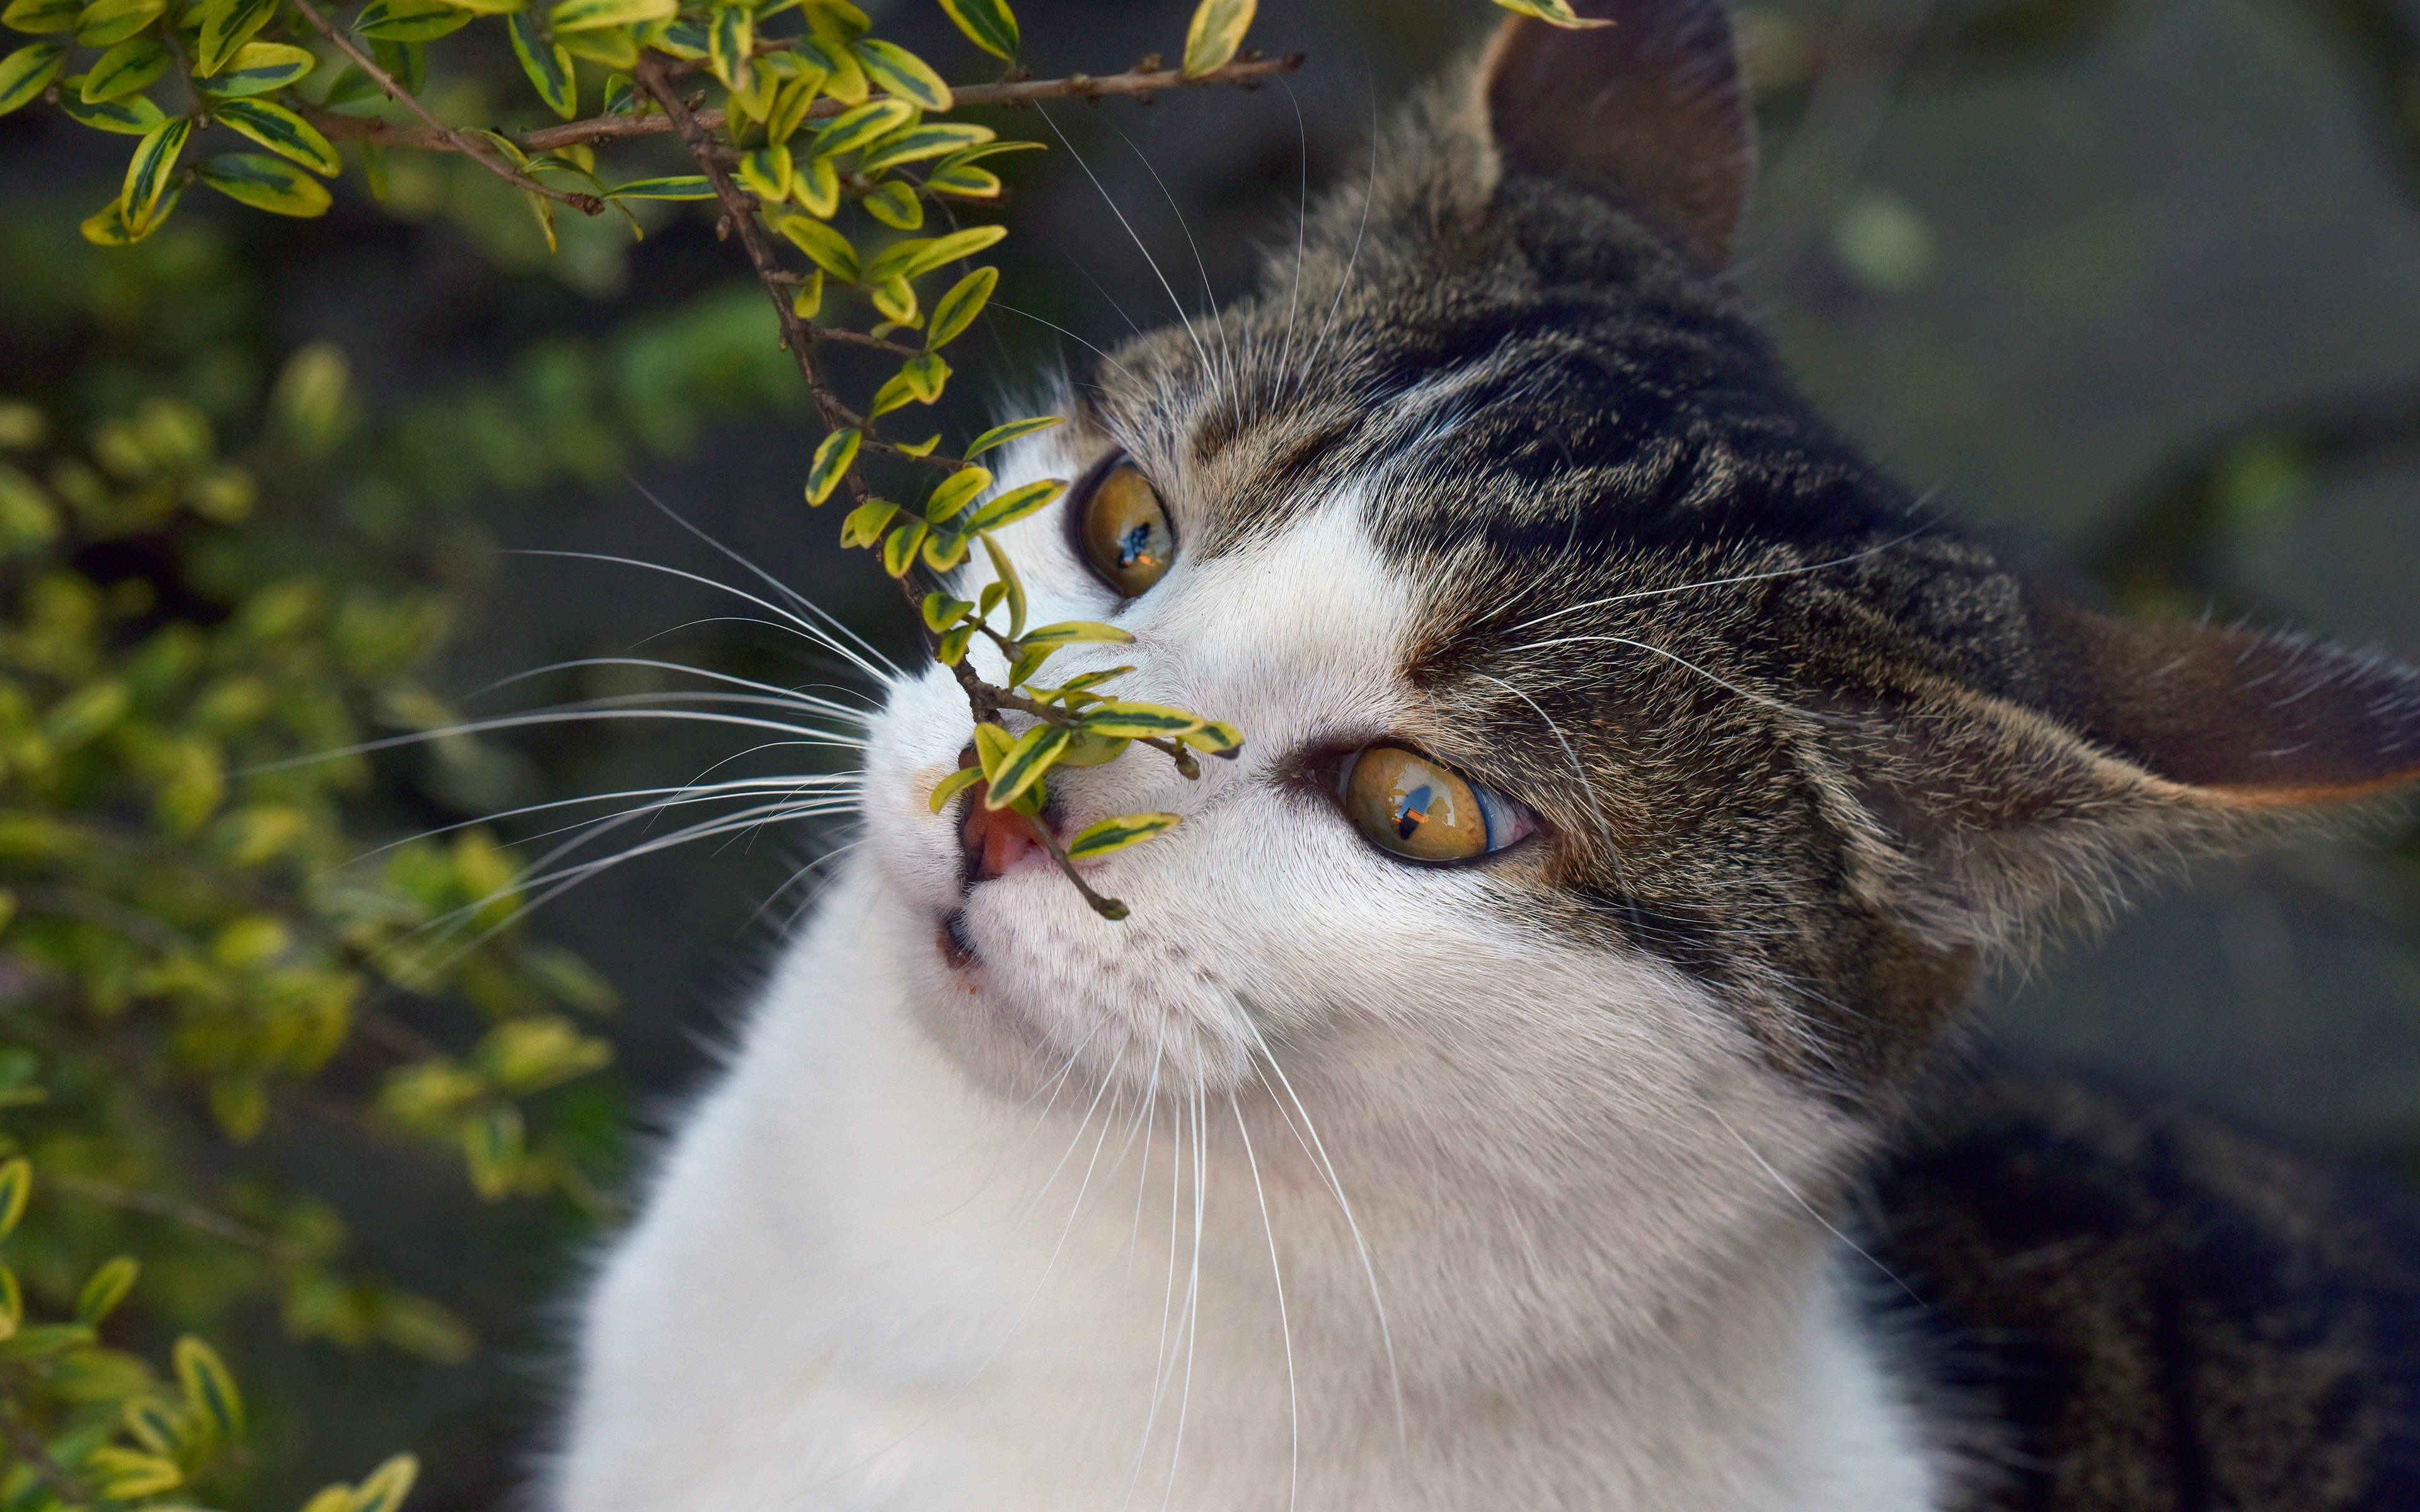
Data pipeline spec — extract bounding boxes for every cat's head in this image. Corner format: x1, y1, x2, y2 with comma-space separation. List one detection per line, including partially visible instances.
857, 0, 2420, 1183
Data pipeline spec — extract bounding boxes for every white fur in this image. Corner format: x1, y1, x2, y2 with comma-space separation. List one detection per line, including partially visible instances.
553, 435, 1953, 1509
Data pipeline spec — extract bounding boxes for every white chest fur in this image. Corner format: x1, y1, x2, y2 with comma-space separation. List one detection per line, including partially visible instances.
551, 866, 1949, 1512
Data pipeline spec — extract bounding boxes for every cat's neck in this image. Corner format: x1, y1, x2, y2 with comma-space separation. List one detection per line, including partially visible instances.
565, 861, 1950, 1511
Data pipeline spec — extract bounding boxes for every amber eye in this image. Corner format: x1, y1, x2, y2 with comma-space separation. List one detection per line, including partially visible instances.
1339, 745, 1535, 865
1077, 462, 1175, 597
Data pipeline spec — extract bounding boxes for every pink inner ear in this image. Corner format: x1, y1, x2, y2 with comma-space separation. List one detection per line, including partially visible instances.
2027, 594, 2420, 805
1478, 0, 1756, 270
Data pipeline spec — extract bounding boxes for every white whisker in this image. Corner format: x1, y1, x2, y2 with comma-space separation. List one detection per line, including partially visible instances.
1231, 1091, 1299, 1512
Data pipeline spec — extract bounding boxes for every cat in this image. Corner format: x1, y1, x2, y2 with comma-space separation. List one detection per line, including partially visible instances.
550, 1, 2420, 1507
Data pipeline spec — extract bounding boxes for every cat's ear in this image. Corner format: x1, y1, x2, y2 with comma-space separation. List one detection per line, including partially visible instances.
1476, 0, 1754, 268
1853, 592, 2420, 948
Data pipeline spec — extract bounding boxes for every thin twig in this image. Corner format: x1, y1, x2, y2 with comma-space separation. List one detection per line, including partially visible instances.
0, 1404, 88, 1507
285, 0, 605, 214
307, 53, 1307, 159
47, 1174, 313, 1264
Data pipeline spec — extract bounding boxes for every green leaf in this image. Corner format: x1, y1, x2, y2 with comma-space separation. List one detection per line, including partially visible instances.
607, 174, 713, 199
462, 1102, 523, 1201
1067, 811, 1180, 859
804, 427, 858, 505
0, 1265, 19, 1340
122, 113, 190, 232
933, 137, 1046, 171
1181, 0, 1252, 76
838, 496, 896, 547
195, 0, 275, 72
920, 591, 972, 631
936, 621, 976, 663
508, 11, 574, 117
863, 222, 1006, 282
935, 0, 1014, 60
870, 274, 916, 325
803, 0, 868, 40
879, 518, 928, 576
647, 14, 705, 56
211, 95, 339, 174
794, 29, 863, 102
971, 718, 1013, 777
197, 151, 333, 214
926, 161, 1001, 199
707, 0, 749, 89
350, 1453, 421, 1512
546, 0, 668, 31
964, 413, 1060, 458
981, 531, 1026, 636
861, 176, 921, 229
354, 0, 472, 40
0, 0, 76, 33
1023, 619, 1137, 649
1489, 0, 1612, 25
811, 95, 914, 158
735, 140, 791, 203
80, 33, 163, 101
789, 268, 824, 318
852, 36, 948, 110
0, 38, 64, 112
867, 367, 921, 417
763, 69, 818, 140
928, 762, 982, 812
199, 39, 314, 94
174, 1334, 244, 1440
793, 150, 838, 215
926, 265, 998, 350
966, 476, 1064, 530
318, 61, 383, 108
1052, 729, 1130, 766
600, 69, 635, 112
981, 723, 1070, 810
558, 21, 632, 65
57, 75, 161, 127
72, 0, 160, 47
859, 120, 992, 174
0, 1157, 28, 1241
1079, 699, 1205, 738
921, 529, 971, 571
84, 1446, 182, 1501
772, 211, 858, 279
74, 1256, 138, 1324
924, 464, 989, 522
1178, 719, 1243, 754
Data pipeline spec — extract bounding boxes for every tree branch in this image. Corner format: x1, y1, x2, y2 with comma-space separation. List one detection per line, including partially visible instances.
286, 0, 604, 214
308, 53, 1306, 161
47, 1174, 313, 1264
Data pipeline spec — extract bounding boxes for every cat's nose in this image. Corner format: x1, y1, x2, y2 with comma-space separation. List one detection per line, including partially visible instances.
956, 747, 1046, 885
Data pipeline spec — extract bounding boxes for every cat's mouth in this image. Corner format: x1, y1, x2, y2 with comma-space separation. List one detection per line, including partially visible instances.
942, 745, 1060, 968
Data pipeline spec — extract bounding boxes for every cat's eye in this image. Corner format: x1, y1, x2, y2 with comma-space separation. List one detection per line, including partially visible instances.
1076, 461, 1175, 597
1338, 745, 1535, 864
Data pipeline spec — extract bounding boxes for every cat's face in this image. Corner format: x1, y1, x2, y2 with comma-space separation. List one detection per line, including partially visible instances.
854, 0, 2420, 1189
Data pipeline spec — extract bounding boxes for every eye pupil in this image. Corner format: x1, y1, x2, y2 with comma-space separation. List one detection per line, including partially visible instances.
1396, 785, 1432, 840
1118, 522, 1154, 569
1078, 462, 1176, 597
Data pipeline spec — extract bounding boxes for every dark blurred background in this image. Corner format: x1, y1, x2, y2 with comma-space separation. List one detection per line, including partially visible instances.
4, 0, 2419, 1503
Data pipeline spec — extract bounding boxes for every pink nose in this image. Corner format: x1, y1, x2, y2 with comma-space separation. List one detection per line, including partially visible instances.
958, 750, 1044, 883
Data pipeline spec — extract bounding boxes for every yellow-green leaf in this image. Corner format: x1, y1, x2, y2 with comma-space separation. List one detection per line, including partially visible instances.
120, 1395, 182, 1456
926, 265, 998, 350
508, 11, 574, 117
928, 762, 983, 812
199, 38, 314, 94
763, 68, 819, 141
1178, 719, 1243, 754
971, 718, 1013, 778
546, 0, 667, 32
920, 590, 973, 631
1079, 700, 1205, 738
852, 36, 948, 110
353, 0, 471, 40
870, 274, 916, 325
197, 151, 334, 215
982, 723, 1069, 810
804, 427, 858, 505
1181, 0, 1252, 77
462, 1101, 522, 1200
1067, 811, 1180, 859
924, 464, 989, 522
965, 476, 1063, 530
74, 1256, 138, 1324
1489, 0, 1612, 26
0, 38, 64, 111
867, 368, 921, 417
861, 176, 921, 229
793, 30, 863, 103
935, 0, 1014, 60
880, 518, 928, 576
793, 151, 838, 215
211, 96, 339, 174
58, 75, 161, 128
0, 1158, 28, 1242
122, 113, 190, 232
812, 95, 913, 158
195, 0, 275, 72
73, 0, 160, 47
84, 1446, 181, 1501
859, 120, 992, 175
789, 267, 824, 318
1022, 619, 1135, 649
607, 174, 713, 199
707, 0, 749, 89
838, 495, 896, 547
645, 14, 705, 55
981, 531, 1026, 636
350, 1453, 420, 1512
174, 1334, 244, 1440
964, 413, 1060, 459
80, 32, 163, 101
926, 161, 1001, 199
736, 140, 791, 203
921, 529, 970, 571
558, 21, 633, 65
0, 0, 76, 33
771, 210, 858, 278
864, 222, 1006, 282
935, 621, 976, 663
0, 1264, 19, 1341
